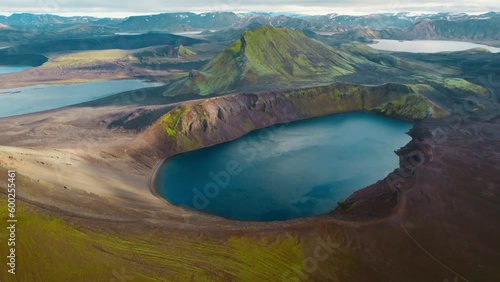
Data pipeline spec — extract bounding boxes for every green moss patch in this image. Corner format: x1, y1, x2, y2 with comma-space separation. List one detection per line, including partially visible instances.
0, 198, 304, 281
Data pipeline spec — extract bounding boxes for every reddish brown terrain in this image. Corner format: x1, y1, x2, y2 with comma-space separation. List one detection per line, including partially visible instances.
0, 22, 498, 282
0, 80, 498, 280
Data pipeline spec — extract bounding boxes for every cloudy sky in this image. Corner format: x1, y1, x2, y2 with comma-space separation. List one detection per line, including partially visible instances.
0, 0, 498, 17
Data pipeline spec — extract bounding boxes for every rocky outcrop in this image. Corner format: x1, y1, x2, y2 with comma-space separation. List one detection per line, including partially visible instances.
131, 82, 447, 165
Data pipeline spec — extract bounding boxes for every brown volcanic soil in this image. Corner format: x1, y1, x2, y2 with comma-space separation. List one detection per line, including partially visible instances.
0, 42, 226, 89
0, 85, 499, 281
0, 59, 176, 89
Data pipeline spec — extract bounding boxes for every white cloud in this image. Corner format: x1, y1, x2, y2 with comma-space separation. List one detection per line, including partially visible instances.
0, 0, 497, 17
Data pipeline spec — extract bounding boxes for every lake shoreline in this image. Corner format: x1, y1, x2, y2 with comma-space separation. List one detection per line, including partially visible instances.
136, 81, 447, 223
0, 97, 485, 227
153, 112, 413, 221
1, 81, 498, 281
0, 79, 164, 118
0, 81, 444, 227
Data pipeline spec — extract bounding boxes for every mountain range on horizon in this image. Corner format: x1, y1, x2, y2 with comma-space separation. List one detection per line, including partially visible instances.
1, 11, 498, 48
0, 11, 498, 31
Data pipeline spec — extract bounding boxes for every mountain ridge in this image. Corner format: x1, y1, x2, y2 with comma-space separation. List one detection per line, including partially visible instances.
167, 25, 360, 95
1, 11, 498, 34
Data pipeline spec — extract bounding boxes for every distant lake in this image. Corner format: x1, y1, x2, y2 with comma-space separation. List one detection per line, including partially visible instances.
156, 112, 412, 221
172, 31, 204, 35
0, 66, 33, 74
174, 30, 217, 36
367, 39, 500, 53
114, 32, 144, 36
115, 31, 215, 36
0, 80, 162, 118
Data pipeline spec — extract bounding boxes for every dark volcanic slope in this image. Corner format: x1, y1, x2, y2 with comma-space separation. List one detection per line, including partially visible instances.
386, 18, 500, 41
328, 17, 500, 44
0, 53, 48, 66
0, 33, 203, 54
119, 12, 241, 32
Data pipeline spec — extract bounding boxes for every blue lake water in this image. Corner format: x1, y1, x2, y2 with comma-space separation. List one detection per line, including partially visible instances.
367, 39, 500, 53
0, 80, 163, 118
156, 112, 413, 221
0, 66, 33, 74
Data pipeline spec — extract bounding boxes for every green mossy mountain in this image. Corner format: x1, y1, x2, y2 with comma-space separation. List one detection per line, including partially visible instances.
168, 25, 362, 96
